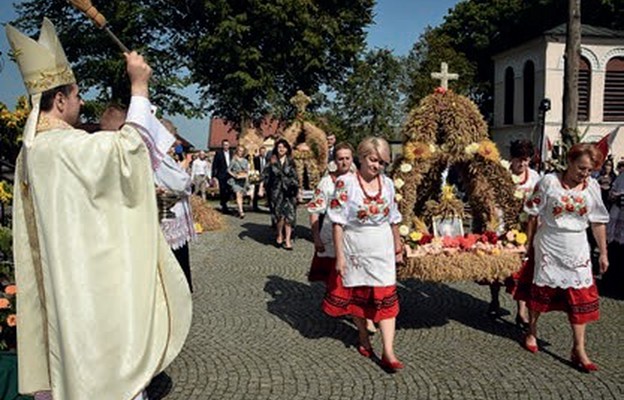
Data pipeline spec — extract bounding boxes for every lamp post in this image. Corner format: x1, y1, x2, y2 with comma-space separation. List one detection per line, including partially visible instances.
537, 98, 551, 172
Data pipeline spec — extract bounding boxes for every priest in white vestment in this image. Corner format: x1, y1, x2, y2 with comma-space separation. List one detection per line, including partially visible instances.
6, 18, 192, 400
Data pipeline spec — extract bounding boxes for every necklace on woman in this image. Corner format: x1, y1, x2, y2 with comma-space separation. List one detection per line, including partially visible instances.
357, 172, 382, 200
514, 169, 529, 185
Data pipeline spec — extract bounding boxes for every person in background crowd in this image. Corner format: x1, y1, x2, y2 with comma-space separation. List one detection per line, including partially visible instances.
99, 103, 127, 130
191, 151, 211, 200
327, 133, 337, 162
522, 143, 609, 373
323, 137, 404, 372
155, 119, 196, 291
265, 138, 299, 250
228, 145, 250, 219
596, 157, 616, 209
212, 139, 232, 213
253, 146, 268, 211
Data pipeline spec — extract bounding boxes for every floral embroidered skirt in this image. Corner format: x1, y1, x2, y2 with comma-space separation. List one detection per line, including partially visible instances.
308, 253, 334, 284
322, 269, 399, 323
527, 282, 600, 324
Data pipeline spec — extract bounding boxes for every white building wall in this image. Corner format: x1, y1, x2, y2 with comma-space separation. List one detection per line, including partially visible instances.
492, 38, 624, 160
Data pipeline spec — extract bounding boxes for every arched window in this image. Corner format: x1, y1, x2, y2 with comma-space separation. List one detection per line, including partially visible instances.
578, 57, 591, 121
604, 57, 624, 121
504, 67, 515, 125
523, 61, 535, 122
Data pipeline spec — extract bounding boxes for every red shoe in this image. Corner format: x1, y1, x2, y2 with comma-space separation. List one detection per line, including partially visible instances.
571, 351, 598, 373
522, 334, 538, 353
380, 356, 404, 372
357, 344, 375, 358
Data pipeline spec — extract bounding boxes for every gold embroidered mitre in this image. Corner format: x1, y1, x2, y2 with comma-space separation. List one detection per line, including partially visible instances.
5, 18, 75, 95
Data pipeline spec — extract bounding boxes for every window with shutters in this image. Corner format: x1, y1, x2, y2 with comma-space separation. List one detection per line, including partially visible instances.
504, 67, 515, 125
523, 61, 535, 122
603, 57, 624, 121
578, 57, 591, 121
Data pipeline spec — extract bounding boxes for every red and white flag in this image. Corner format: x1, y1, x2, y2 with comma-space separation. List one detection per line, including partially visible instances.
595, 126, 620, 163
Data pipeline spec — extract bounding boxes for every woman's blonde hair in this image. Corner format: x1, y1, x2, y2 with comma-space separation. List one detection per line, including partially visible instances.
357, 136, 391, 164
235, 145, 247, 157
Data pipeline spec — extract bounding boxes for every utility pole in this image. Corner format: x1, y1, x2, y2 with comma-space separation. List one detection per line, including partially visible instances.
561, 0, 581, 153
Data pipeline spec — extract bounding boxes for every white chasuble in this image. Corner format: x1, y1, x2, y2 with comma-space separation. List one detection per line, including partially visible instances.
13, 122, 192, 399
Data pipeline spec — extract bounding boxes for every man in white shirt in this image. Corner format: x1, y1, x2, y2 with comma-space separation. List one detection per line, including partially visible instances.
191, 150, 211, 200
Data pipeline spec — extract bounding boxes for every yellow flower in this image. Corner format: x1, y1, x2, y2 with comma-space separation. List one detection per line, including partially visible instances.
464, 142, 479, 155
500, 159, 511, 170
399, 225, 410, 236
409, 231, 423, 242
477, 140, 500, 162
491, 248, 501, 256
515, 232, 528, 245
404, 141, 432, 161
395, 193, 403, 202
442, 184, 456, 201
393, 178, 405, 190
399, 163, 413, 173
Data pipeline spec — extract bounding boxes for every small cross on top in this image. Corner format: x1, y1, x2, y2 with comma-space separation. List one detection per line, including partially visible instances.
431, 62, 459, 90
290, 90, 311, 114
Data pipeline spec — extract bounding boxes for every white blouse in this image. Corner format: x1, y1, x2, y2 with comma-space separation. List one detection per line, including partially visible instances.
524, 174, 609, 231
306, 174, 339, 257
327, 174, 402, 227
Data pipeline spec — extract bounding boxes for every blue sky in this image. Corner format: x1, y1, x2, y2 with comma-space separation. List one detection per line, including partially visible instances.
0, 0, 461, 148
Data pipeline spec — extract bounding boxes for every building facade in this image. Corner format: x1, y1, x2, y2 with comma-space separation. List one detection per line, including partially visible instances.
492, 24, 624, 161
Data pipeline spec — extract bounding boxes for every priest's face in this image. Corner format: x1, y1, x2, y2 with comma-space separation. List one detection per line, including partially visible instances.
63, 84, 83, 126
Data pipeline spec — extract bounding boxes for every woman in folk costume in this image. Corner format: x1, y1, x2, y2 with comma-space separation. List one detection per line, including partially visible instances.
6, 19, 191, 400
500, 140, 541, 326
522, 144, 609, 372
307, 143, 378, 334
322, 137, 404, 372
307, 142, 355, 282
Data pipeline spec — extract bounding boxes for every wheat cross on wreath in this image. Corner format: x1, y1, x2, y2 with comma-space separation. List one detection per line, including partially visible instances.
290, 90, 312, 115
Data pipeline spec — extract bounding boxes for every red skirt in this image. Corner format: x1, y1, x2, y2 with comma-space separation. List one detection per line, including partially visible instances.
507, 258, 534, 302
527, 282, 600, 324
321, 269, 399, 323
307, 253, 334, 284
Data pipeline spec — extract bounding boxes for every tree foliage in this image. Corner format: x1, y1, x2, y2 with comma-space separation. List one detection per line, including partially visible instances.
330, 48, 405, 144
163, 0, 374, 129
13, 0, 203, 121
404, 28, 475, 112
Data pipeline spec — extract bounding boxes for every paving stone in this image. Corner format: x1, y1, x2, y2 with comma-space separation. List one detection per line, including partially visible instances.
147, 207, 624, 400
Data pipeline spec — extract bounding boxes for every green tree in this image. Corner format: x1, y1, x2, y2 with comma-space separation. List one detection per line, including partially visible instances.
166, 0, 374, 130
331, 48, 405, 144
13, 0, 203, 121
404, 28, 475, 112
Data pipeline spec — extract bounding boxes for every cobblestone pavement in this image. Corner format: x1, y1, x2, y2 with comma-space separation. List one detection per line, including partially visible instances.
148, 207, 624, 400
